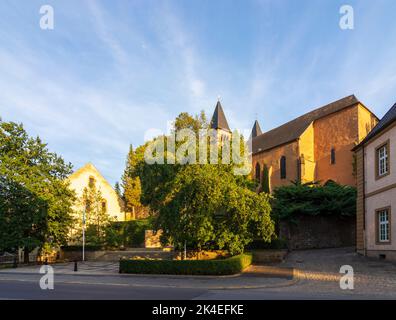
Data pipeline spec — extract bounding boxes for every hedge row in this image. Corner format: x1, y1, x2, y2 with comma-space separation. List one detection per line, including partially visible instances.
119, 253, 252, 275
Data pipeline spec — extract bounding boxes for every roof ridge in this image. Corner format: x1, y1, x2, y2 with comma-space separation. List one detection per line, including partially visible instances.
253, 95, 361, 153
255, 95, 358, 139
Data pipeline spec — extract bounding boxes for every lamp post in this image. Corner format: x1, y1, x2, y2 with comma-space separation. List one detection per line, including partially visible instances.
82, 208, 86, 262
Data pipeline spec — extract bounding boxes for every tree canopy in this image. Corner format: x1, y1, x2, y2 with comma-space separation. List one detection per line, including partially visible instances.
137, 112, 275, 255
0, 120, 75, 261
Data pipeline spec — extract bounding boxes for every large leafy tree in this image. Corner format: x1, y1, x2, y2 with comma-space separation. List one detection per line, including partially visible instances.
138, 112, 275, 255
0, 120, 75, 262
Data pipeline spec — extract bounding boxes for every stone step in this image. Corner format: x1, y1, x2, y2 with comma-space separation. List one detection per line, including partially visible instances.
95, 251, 174, 262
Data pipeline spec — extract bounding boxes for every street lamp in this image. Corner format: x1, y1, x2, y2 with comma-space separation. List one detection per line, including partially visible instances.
82, 208, 86, 262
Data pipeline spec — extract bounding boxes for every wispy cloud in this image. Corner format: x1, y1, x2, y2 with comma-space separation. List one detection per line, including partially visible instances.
1, 0, 396, 184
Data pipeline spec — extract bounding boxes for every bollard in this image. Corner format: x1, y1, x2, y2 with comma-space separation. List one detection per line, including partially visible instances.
74, 260, 78, 272
13, 257, 17, 268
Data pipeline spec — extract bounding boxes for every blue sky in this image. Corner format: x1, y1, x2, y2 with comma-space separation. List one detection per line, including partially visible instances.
1, 0, 396, 185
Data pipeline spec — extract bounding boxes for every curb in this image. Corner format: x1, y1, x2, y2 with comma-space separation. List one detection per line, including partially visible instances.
0, 270, 243, 280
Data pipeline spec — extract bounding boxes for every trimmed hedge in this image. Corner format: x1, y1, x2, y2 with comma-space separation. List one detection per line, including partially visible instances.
119, 253, 252, 275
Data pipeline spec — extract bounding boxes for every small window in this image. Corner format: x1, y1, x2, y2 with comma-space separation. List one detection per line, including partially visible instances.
377, 208, 390, 243
88, 176, 96, 188
376, 142, 389, 178
280, 156, 286, 179
331, 148, 336, 165
255, 162, 261, 182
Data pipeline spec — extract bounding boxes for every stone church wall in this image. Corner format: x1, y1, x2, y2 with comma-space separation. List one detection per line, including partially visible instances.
279, 215, 356, 250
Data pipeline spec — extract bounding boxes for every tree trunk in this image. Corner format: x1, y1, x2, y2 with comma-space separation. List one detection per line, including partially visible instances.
23, 248, 30, 264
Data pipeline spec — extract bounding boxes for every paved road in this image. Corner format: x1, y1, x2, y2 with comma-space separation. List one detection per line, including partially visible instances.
1, 247, 396, 300
0, 280, 206, 300
0, 279, 392, 300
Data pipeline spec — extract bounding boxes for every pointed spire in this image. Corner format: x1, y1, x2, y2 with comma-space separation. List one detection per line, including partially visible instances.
210, 100, 231, 132
251, 120, 262, 138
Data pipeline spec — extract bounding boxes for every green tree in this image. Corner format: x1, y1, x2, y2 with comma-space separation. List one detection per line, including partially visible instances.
80, 182, 111, 245
121, 144, 143, 218
173, 111, 207, 134
0, 120, 75, 262
138, 112, 274, 255
114, 182, 122, 198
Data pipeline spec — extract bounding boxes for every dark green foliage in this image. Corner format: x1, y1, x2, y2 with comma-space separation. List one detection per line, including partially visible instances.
272, 180, 357, 223
0, 120, 75, 260
137, 112, 275, 255
119, 253, 252, 275
105, 219, 153, 248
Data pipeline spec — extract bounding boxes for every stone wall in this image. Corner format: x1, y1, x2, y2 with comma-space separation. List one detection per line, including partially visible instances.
279, 215, 356, 250
144, 230, 163, 248
252, 249, 288, 263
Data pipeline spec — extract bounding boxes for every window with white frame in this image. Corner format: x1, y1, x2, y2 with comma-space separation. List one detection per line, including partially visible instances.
378, 209, 390, 242
377, 144, 388, 177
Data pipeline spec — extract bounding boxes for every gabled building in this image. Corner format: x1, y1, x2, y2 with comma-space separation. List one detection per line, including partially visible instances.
67, 163, 125, 222
251, 95, 378, 191
354, 102, 396, 260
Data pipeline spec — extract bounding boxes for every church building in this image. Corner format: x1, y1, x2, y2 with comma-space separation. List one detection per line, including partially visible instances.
210, 95, 379, 191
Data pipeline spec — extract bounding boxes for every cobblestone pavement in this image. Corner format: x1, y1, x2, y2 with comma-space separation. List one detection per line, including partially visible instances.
277, 247, 396, 298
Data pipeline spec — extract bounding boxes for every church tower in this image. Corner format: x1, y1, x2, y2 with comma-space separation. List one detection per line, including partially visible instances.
210, 100, 231, 141
250, 120, 262, 139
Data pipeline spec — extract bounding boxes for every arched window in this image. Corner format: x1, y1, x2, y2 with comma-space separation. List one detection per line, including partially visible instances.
255, 162, 261, 181
280, 156, 286, 179
331, 148, 336, 165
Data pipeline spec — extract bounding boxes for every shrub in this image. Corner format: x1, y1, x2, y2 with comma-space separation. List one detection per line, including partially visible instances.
123, 218, 153, 247
103, 218, 153, 248
119, 253, 252, 275
272, 180, 356, 222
